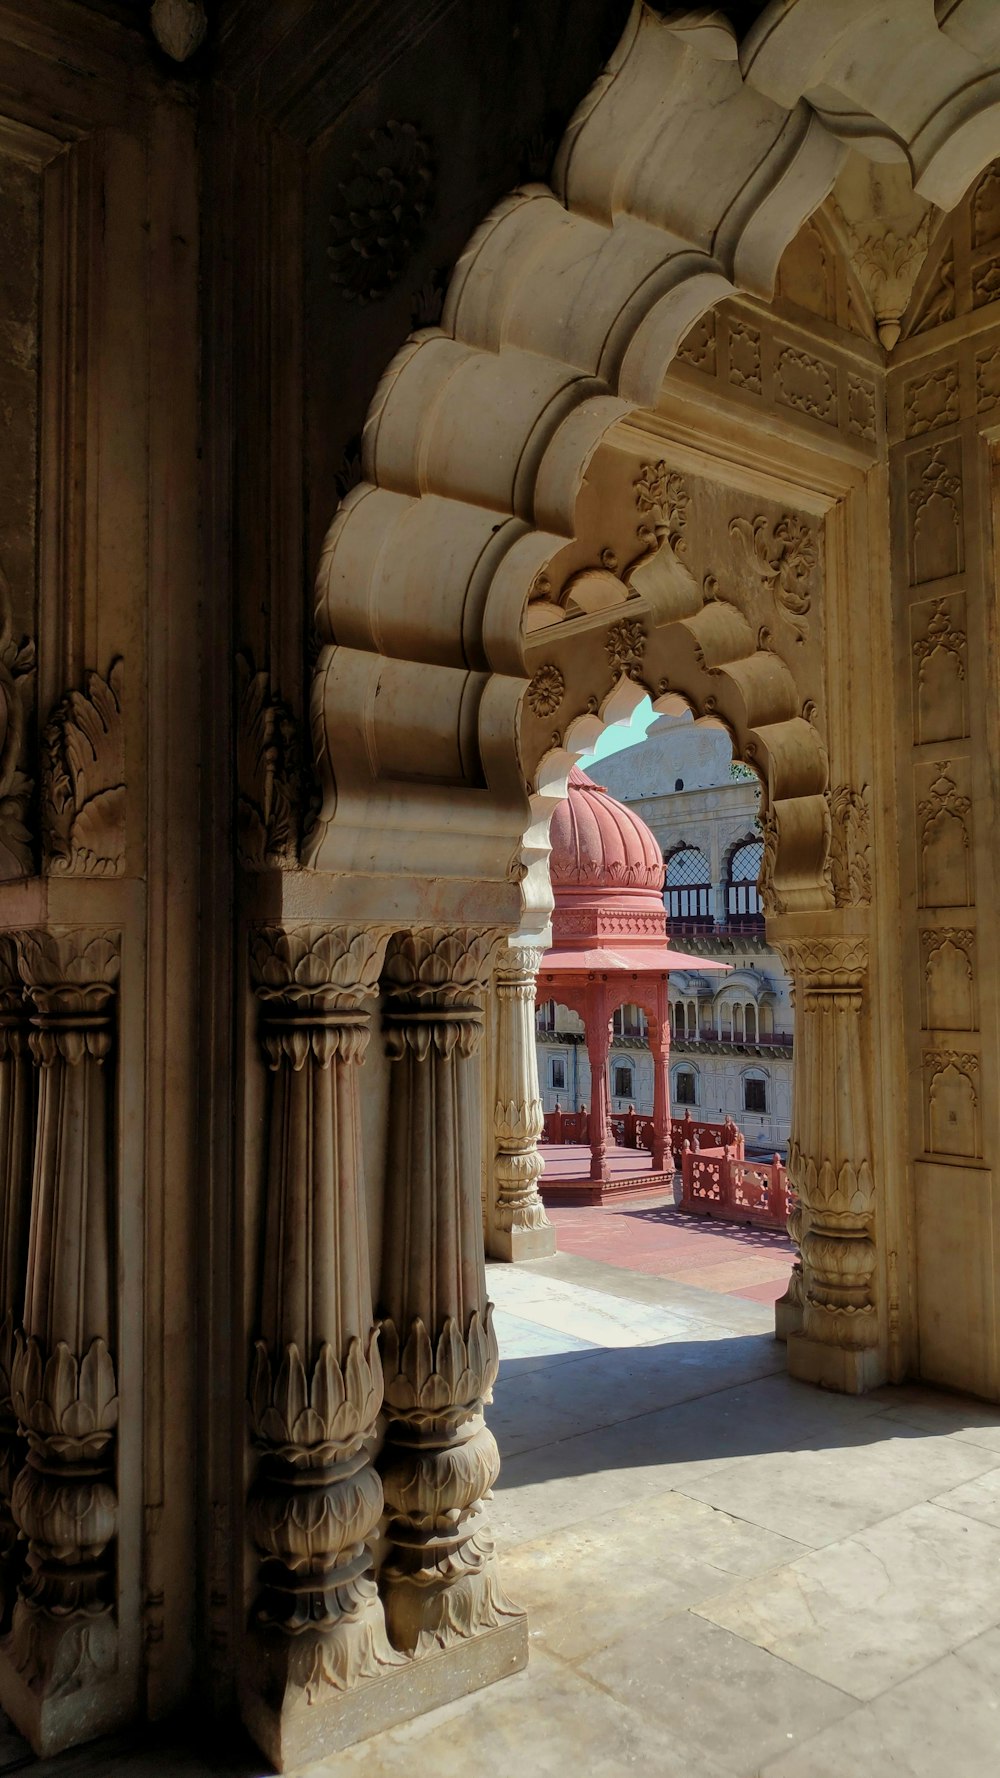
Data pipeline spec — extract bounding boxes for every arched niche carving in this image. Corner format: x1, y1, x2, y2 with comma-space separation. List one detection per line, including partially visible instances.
304, 0, 1000, 928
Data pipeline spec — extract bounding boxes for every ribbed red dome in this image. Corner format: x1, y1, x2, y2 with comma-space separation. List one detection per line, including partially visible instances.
549, 766, 664, 891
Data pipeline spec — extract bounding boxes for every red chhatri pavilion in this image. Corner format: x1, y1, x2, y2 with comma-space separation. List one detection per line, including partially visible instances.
539, 765, 728, 1185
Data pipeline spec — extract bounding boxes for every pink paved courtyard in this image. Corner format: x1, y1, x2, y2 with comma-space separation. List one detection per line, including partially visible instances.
545, 1190, 795, 1305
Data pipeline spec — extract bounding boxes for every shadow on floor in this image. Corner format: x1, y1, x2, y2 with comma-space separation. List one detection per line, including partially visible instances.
618, 1201, 794, 1253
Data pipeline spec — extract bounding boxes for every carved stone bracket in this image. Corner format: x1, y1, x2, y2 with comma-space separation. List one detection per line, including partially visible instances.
41, 662, 124, 878
379, 929, 526, 1661
3, 928, 121, 1751
242, 925, 402, 1766
489, 946, 554, 1262
777, 936, 879, 1390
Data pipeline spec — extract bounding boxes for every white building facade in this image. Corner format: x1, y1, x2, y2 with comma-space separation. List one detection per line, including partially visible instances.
536, 714, 794, 1153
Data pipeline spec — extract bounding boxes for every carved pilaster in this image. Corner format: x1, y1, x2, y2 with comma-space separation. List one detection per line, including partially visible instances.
2, 929, 121, 1754
0, 938, 33, 1626
489, 945, 555, 1262
379, 929, 527, 1666
242, 924, 402, 1769
778, 936, 882, 1392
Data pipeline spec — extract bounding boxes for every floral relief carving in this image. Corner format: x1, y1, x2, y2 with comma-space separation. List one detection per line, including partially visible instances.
41, 660, 124, 877
730, 513, 816, 644
972, 163, 1000, 248
775, 345, 836, 424
328, 121, 433, 304
0, 562, 35, 882
633, 462, 690, 557
972, 254, 1000, 309
676, 312, 716, 374
847, 374, 876, 441
975, 343, 1000, 413
834, 203, 932, 351
524, 664, 564, 719
826, 785, 872, 907
605, 618, 647, 678
912, 597, 967, 743
908, 443, 963, 585
248, 1334, 383, 1467
904, 365, 960, 437
236, 654, 301, 871
757, 805, 783, 917
727, 317, 761, 393
917, 762, 972, 908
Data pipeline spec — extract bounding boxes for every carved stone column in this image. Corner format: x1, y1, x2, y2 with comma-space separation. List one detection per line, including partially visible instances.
242, 924, 405, 1770
0, 938, 33, 1628
379, 928, 527, 1687
649, 982, 672, 1173
488, 944, 555, 1262
583, 981, 612, 1184
779, 937, 883, 1392
1, 929, 121, 1755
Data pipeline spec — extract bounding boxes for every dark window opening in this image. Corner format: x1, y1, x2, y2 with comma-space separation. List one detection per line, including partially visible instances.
744, 1076, 767, 1113
675, 1071, 696, 1106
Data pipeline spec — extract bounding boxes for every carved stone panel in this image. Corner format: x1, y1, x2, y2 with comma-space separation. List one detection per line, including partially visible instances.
903, 365, 959, 438
726, 317, 761, 394
975, 343, 1000, 415
916, 761, 973, 910
775, 345, 837, 425
921, 929, 977, 1033
910, 595, 967, 744
907, 443, 963, 586
924, 1050, 980, 1160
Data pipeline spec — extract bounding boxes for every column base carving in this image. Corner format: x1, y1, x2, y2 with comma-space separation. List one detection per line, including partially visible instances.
488, 1221, 557, 1262
774, 1262, 804, 1342
0, 1612, 126, 1758
241, 1608, 527, 1771
785, 1332, 886, 1395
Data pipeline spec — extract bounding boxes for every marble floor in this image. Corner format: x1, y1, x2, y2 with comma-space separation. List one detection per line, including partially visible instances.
8, 1252, 1000, 1778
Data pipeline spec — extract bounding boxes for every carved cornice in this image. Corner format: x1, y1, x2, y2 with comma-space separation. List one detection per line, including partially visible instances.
249, 1332, 383, 1470
382, 928, 502, 1059
380, 1309, 499, 1433
779, 936, 868, 1007
41, 661, 125, 879
15, 929, 120, 1066
11, 1335, 117, 1464
250, 925, 389, 1069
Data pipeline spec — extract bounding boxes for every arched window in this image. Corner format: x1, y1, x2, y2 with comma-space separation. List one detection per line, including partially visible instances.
611, 1059, 634, 1101
665, 846, 712, 930
745, 1001, 757, 1041
612, 1003, 646, 1038
673, 1067, 697, 1106
743, 1069, 768, 1113
535, 999, 557, 1034
726, 837, 765, 930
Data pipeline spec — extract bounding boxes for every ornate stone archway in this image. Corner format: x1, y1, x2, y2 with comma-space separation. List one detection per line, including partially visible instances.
238, 1, 1000, 1762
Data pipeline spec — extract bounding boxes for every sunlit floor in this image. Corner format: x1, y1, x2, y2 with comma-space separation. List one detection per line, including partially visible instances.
9, 1250, 1000, 1778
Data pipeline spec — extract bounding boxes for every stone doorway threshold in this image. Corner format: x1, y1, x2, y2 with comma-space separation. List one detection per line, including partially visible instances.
6, 1254, 1000, 1777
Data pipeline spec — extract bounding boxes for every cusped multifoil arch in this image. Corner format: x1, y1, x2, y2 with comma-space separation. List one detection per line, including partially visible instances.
307, 0, 1000, 926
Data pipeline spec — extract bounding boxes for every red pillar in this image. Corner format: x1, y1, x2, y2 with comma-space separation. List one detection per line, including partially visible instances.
584, 981, 611, 1183
650, 976, 672, 1173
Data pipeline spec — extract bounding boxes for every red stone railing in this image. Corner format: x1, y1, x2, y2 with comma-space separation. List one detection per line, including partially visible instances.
679, 1148, 792, 1231
541, 1107, 743, 1158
